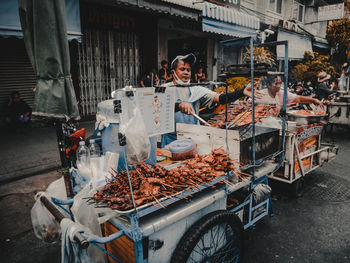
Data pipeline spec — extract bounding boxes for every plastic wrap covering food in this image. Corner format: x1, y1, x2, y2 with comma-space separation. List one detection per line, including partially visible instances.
120, 101, 150, 165
96, 100, 120, 125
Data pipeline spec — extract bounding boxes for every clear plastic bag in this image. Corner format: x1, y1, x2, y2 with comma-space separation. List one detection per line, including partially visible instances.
30, 178, 70, 243
120, 103, 150, 165
31, 193, 61, 243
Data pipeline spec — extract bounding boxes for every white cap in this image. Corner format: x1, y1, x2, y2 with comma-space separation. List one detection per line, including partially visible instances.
89, 139, 95, 144
79, 141, 85, 146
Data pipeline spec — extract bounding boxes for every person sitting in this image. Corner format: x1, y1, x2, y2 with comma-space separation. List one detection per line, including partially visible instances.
161, 53, 259, 147
195, 66, 206, 83
256, 75, 324, 108
140, 69, 160, 87
315, 71, 336, 100
158, 60, 172, 84
4, 91, 32, 133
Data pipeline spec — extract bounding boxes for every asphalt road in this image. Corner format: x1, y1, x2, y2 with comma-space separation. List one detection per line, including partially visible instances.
0, 126, 349, 263
245, 125, 350, 263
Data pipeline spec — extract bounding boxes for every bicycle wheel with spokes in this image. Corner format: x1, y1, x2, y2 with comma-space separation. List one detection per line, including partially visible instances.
171, 210, 244, 263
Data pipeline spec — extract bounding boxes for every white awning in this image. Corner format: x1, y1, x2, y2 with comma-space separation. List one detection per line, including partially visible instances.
159, 0, 202, 10
277, 29, 313, 60
201, 2, 260, 37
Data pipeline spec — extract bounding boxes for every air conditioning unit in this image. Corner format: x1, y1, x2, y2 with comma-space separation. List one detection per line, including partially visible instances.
282, 20, 298, 32
290, 22, 297, 32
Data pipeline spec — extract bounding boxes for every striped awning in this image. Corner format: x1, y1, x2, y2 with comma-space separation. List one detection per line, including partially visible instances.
201, 2, 260, 37
159, 0, 202, 10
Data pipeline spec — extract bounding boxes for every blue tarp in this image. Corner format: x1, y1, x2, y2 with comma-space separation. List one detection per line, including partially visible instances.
0, 0, 81, 41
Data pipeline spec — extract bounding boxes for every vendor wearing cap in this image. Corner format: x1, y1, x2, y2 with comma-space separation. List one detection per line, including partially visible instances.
316, 72, 336, 100
161, 53, 257, 147
256, 75, 323, 107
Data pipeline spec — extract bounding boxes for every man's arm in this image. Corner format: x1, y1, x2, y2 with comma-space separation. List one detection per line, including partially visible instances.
214, 84, 259, 104
293, 96, 324, 107
215, 89, 245, 104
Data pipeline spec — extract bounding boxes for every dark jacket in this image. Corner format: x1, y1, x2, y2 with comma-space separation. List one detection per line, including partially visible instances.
6, 100, 32, 119
316, 82, 334, 100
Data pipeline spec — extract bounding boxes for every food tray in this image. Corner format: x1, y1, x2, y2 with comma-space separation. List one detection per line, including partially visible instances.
106, 174, 232, 216
287, 110, 327, 125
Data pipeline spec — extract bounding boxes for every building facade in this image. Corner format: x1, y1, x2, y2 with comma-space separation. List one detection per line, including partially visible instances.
0, 0, 346, 120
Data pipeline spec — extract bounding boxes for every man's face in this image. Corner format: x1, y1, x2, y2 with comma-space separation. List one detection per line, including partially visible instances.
269, 77, 282, 93
163, 63, 168, 69
174, 60, 191, 82
13, 94, 20, 103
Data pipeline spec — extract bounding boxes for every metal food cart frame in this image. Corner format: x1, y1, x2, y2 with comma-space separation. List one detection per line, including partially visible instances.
268, 124, 338, 197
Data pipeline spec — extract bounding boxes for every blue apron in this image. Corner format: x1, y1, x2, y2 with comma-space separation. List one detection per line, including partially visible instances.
161, 87, 198, 147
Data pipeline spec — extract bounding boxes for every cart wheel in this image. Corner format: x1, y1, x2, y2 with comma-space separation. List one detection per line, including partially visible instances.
171, 210, 244, 263
291, 178, 304, 198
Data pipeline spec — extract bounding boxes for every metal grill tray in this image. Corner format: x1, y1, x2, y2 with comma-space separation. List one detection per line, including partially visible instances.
98, 171, 239, 217
287, 110, 327, 125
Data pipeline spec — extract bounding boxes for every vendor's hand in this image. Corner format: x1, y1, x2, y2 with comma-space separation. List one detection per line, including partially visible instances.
313, 99, 324, 109
179, 102, 195, 115
243, 84, 262, 99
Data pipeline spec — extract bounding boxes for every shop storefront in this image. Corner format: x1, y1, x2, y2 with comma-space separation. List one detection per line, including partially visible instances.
157, 17, 213, 81
0, 0, 81, 121
76, 3, 158, 117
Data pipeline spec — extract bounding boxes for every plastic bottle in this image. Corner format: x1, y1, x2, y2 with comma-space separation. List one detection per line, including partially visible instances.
89, 139, 101, 158
76, 141, 91, 178
89, 139, 101, 178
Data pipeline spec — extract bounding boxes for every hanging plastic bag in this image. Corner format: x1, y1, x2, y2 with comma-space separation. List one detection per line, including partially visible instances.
120, 103, 150, 165
31, 192, 61, 243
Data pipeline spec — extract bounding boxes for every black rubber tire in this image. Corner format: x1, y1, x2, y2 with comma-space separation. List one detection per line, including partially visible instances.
171, 210, 244, 263
291, 178, 304, 198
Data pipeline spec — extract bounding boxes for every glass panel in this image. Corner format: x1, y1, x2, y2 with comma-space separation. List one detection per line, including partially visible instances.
298, 5, 304, 22
269, 0, 275, 11
277, 0, 282, 14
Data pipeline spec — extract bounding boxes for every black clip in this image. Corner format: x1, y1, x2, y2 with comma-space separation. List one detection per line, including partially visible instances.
155, 86, 166, 93
280, 109, 286, 117
125, 90, 134, 97
113, 100, 122, 113
118, 132, 126, 146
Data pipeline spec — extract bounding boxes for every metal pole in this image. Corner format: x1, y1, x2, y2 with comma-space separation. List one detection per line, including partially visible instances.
280, 42, 289, 164
55, 121, 74, 198
250, 37, 255, 180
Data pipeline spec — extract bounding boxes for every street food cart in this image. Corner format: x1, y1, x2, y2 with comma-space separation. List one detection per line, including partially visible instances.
325, 91, 350, 128
268, 113, 338, 197
213, 40, 339, 197
35, 37, 284, 263
38, 87, 278, 263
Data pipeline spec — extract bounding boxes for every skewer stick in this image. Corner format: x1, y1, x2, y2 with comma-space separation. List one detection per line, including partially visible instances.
150, 193, 166, 208
191, 112, 212, 127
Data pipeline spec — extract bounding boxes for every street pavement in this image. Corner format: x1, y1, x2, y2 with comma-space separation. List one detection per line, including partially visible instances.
0, 124, 350, 262
0, 121, 95, 185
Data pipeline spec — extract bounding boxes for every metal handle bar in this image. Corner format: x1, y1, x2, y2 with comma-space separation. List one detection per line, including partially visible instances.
40, 195, 89, 249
